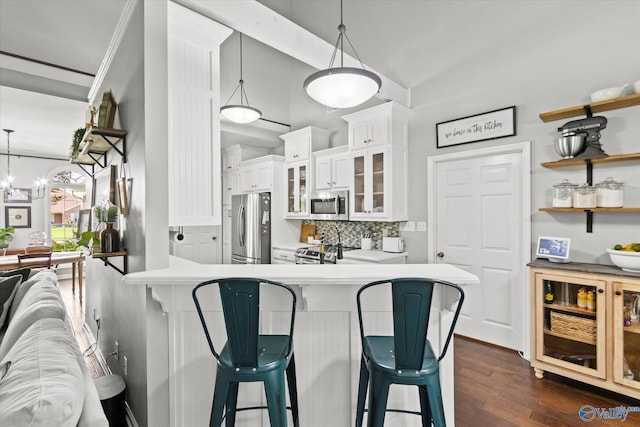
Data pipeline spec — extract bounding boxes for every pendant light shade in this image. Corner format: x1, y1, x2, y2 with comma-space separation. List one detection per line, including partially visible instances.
221, 33, 262, 124
304, 1, 381, 109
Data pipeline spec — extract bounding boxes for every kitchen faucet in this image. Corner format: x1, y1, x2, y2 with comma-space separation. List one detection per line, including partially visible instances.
328, 223, 343, 259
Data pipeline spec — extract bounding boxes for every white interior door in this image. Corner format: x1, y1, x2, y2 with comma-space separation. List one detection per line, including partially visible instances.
428, 143, 530, 352
172, 226, 221, 264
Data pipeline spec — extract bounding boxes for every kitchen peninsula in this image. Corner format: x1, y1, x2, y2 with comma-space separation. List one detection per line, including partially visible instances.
123, 257, 478, 427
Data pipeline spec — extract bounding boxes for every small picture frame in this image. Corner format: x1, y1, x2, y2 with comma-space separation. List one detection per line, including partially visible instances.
76, 209, 92, 238
536, 236, 571, 263
3, 188, 32, 204
5, 206, 32, 228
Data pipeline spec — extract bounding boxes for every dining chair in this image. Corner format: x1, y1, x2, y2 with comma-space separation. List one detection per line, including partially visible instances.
17, 252, 53, 269
192, 277, 299, 427
355, 278, 465, 427
25, 245, 53, 254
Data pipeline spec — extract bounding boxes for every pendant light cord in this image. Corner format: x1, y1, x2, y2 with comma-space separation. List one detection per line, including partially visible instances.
223, 33, 253, 108
328, 0, 367, 70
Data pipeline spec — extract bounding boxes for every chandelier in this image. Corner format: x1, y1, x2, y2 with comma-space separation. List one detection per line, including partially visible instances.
303, 0, 381, 109
2, 129, 47, 201
220, 33, 262, 124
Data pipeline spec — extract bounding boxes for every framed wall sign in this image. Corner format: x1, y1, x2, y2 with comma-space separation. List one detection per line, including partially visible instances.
5, 206, 32, 228
436, 106, 516, 148
4, 188, 32, 204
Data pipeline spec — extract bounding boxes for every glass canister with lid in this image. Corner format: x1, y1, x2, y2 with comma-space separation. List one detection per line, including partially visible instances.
573, 183, 597, 208
552, 179, 577, 207
596, 177, 624, 207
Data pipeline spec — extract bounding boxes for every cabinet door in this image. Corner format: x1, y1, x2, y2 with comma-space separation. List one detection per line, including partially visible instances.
253, 163, 273, 191
285, 134, 310, 162
534, 272, 607, 379
315, 156, 333, 191
286, 162, 308, 217
239, 167, 255, 192
350, 148, 388, 220
369, 115, 390, 147
332, 153, 350, 189
350, 121, 371, 150
613, 280, 640, 391
222, 171, 239, 205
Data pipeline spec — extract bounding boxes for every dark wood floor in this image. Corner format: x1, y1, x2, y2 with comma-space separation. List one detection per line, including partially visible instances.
60, 277, 639, 425
455, 336, 640, 426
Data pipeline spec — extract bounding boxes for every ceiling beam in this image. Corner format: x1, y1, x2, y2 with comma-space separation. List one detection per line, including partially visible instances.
179, 0, 410, 107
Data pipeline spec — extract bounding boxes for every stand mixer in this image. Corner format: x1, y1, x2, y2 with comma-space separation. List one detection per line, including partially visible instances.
557, 115, 608, 159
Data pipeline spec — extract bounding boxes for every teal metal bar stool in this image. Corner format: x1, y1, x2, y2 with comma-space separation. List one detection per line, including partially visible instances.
355, 278, 465, 427
192, 277, 299, 427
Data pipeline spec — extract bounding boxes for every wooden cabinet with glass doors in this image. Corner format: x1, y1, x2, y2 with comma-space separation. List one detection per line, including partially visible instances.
530, 262, 640, 399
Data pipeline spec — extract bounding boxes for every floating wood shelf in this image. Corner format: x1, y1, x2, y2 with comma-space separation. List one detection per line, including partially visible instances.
92, 250, 128, 275
71, 127, 127, 176
541, 153, 640, 168
539, 93, 640, 122
540, 207, 640, 213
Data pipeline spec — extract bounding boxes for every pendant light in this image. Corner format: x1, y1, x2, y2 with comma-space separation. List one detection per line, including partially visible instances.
303, 0, 381, 109
1, 129, 47, 200
220, 33, 262, 124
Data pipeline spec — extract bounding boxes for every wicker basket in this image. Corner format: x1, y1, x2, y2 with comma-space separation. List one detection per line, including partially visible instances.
550, 311, 596, 342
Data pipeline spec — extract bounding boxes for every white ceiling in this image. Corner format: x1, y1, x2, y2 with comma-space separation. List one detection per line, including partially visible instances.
2, 0, 633, 158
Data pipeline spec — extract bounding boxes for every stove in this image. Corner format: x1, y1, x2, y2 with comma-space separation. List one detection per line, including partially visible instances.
294, 245, 357, 264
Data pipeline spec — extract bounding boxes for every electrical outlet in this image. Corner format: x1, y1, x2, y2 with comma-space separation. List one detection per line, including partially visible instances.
417, 222, 427, 232
114, 341, 119, 360
123, 355, 128, 376
400, 221, 416, 232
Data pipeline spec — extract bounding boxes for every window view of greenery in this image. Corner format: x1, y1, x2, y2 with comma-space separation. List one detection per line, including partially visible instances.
49, 170, 86, 251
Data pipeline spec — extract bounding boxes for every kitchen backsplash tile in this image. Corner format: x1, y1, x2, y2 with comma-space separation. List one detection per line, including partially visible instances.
303, 220, 399, 249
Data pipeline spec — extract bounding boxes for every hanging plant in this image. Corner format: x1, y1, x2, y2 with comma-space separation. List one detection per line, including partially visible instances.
70, 127, 86, 161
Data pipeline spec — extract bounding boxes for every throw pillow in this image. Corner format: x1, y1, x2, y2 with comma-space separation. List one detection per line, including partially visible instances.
0, 267, 31, 284
0, 275, 23, 331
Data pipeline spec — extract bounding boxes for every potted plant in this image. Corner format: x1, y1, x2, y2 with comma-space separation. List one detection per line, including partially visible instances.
0, 227, 15, 249
70, 127, 86, 161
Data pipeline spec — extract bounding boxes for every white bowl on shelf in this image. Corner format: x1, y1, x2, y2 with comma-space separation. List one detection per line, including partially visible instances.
607, 248, 640, 272
590, 87, 623, 103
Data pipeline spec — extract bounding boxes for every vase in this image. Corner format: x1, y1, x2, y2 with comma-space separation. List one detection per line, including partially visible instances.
100, 223, 120, 253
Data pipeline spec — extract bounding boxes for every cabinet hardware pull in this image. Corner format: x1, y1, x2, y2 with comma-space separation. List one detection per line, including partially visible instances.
597, 288, 604, 293
615, 290, 622, 296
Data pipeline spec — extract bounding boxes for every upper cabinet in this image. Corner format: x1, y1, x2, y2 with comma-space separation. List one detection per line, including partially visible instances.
239, 156, 283, 193
222, 144, 269, 172
313, 146, 350, 192
343, 102, 411, 221
281, 126, 331, 163
342, 101, 410, 151
280, 127, 331, 217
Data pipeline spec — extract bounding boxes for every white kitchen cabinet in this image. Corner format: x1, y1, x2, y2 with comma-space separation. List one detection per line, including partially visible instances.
221, 170, 240, 205
313, 146, 350, 192
239, 155, 283, 193
285, 161, 309, 217
343, 102, 410, 221
342, 101, 410, 151
350, 146, 408, 221
281, 126, 331, 163
280, 127, 330, 218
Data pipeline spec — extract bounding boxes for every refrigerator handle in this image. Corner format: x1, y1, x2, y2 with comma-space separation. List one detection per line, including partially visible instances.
237, 204, 245, 247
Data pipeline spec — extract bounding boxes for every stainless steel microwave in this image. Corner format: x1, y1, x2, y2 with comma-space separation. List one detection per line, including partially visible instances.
309, 190, 349, 220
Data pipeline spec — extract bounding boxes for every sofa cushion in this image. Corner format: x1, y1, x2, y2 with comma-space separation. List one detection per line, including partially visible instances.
0, 275, 23, 331
0, 317, 85, 427
8, 270, 58, 322
0, 280, 66, 361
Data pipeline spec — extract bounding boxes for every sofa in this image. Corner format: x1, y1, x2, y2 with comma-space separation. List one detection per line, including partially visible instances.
0, 269, 108, 426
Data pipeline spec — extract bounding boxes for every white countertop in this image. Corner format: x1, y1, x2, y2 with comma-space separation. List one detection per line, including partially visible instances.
123, 258, 478, 287
272, 243, 408, 262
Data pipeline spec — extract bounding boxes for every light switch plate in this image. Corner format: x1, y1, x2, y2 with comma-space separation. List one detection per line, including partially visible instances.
399, 221, 416, 232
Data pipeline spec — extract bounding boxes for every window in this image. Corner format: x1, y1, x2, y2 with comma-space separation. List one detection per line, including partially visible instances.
49, 170, 87, 251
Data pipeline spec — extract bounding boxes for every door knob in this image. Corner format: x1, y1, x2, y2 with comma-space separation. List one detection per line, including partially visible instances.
437, 252, 445, 258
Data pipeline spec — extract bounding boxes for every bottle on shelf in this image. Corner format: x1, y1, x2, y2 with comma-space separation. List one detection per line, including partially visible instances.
544, 282, 555, 304
577, 288, 587, 309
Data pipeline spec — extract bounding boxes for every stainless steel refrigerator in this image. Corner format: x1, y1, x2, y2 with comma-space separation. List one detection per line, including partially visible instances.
231, 192, 271, 264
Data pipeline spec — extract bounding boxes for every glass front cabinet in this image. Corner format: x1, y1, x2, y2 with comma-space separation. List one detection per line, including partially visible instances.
286, 162, 308, 217
351, 149, 387, 219
530, 264, 640, 400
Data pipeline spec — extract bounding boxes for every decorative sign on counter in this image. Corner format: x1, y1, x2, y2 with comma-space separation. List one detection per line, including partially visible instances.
436, 105, 516, 148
